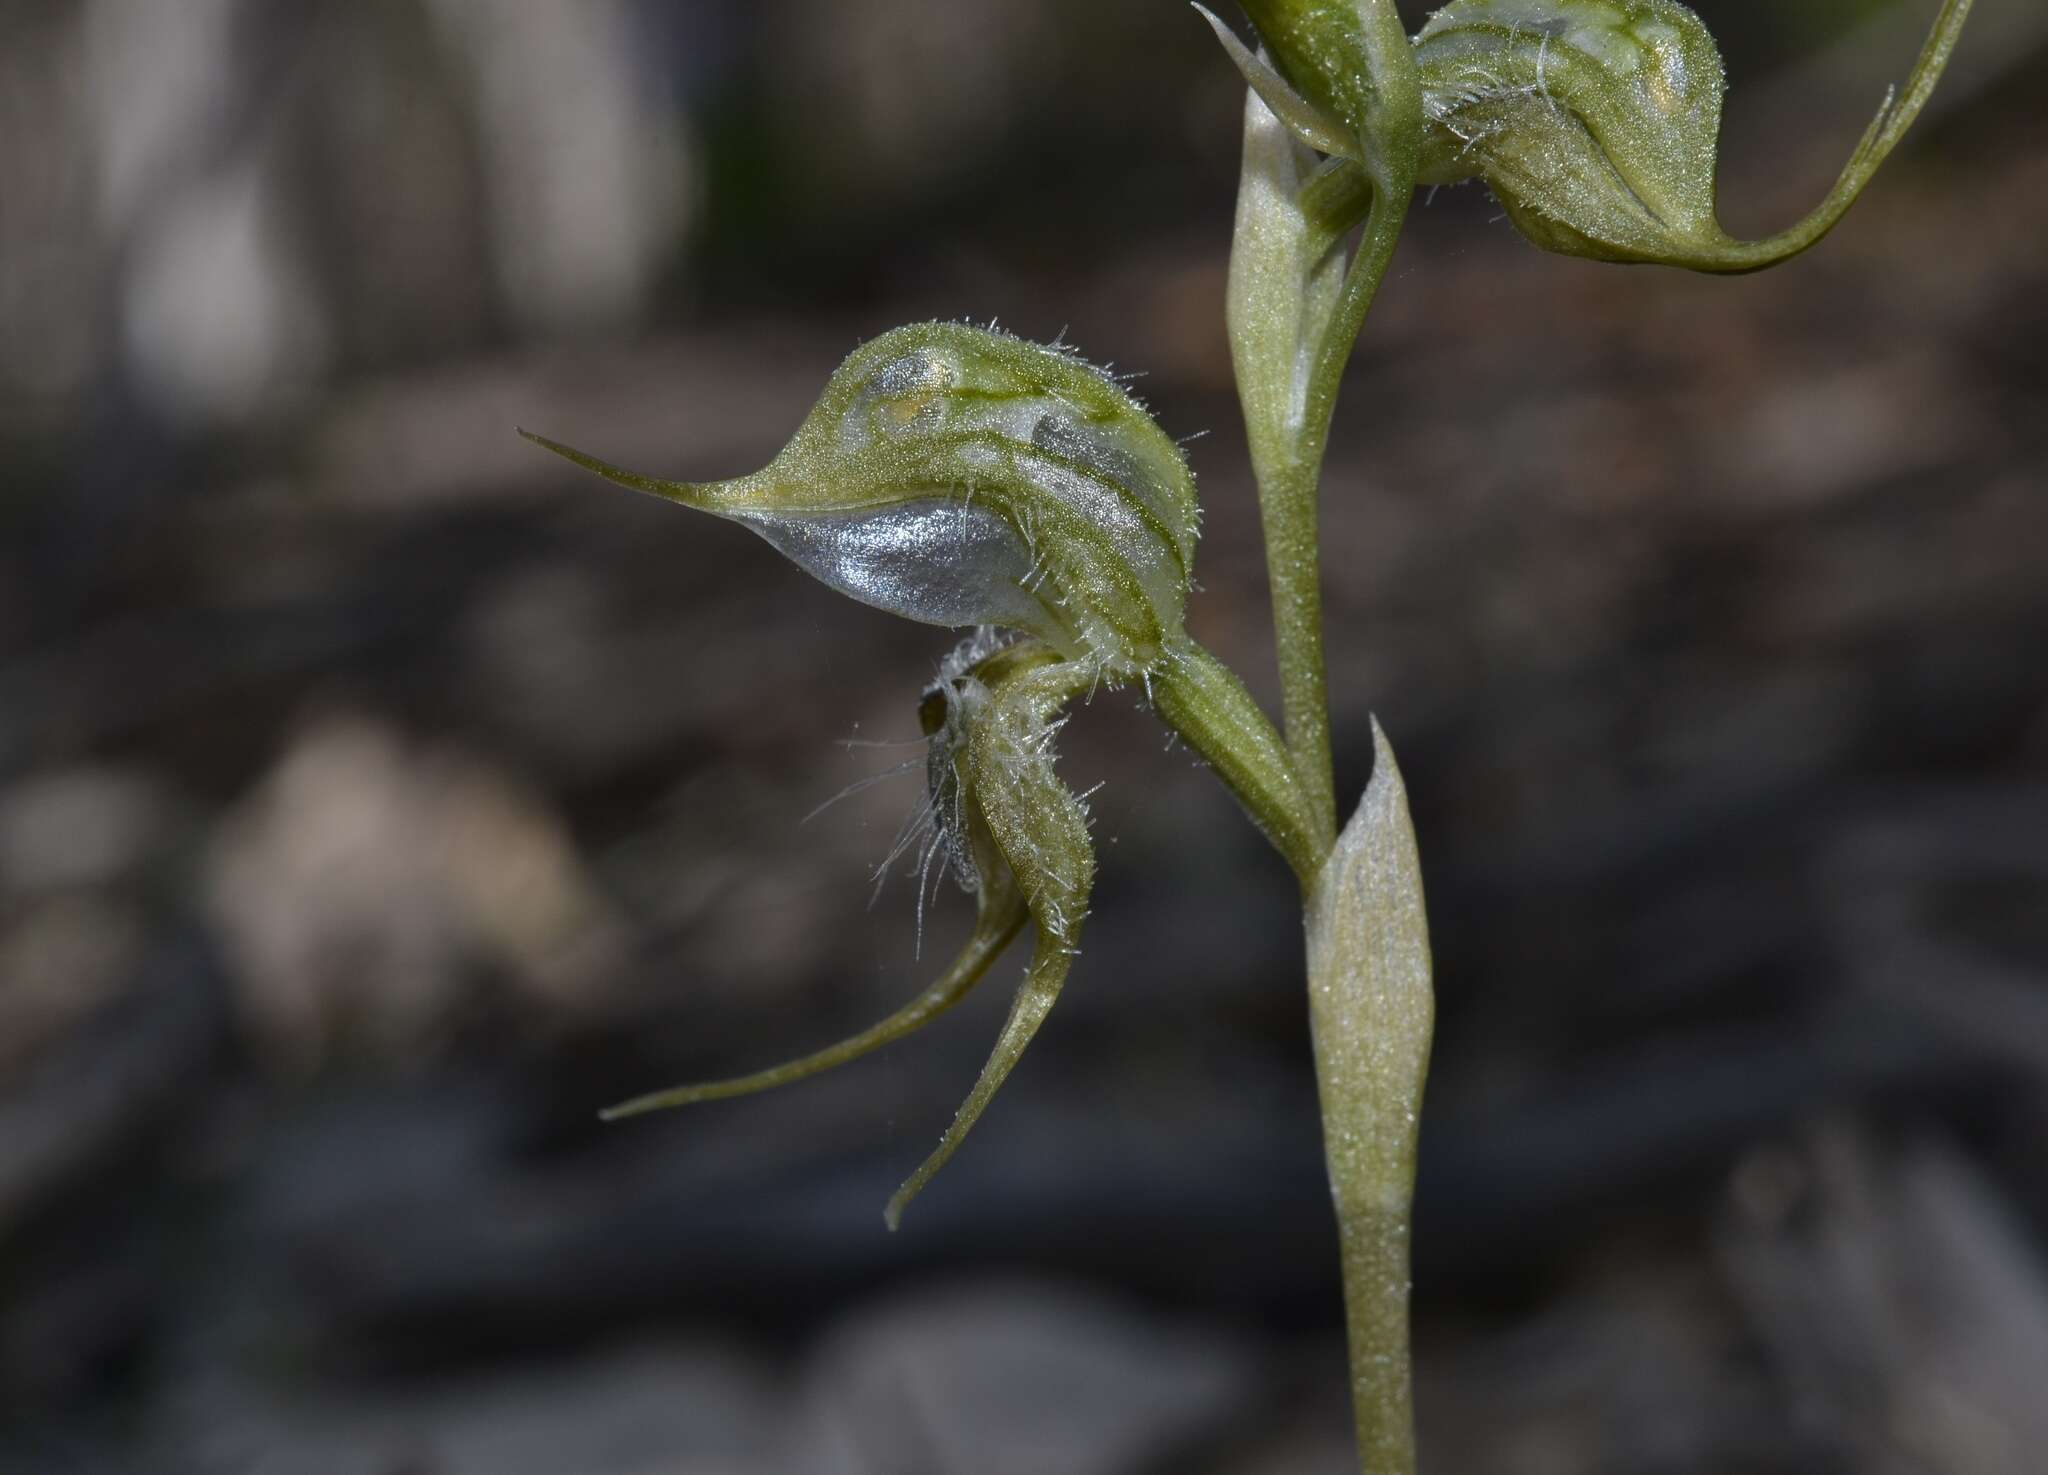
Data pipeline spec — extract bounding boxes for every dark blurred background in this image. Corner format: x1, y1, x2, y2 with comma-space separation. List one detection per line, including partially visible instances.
2, 2, 2045, 1471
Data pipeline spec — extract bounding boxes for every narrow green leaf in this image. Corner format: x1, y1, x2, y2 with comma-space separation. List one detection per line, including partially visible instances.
1226, 83, 1357, 486
1304, 719, 1434, 1475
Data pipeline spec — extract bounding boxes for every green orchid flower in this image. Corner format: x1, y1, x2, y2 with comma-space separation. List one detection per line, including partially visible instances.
1202, 0, 1976, 271
524, 323, 1320, 1222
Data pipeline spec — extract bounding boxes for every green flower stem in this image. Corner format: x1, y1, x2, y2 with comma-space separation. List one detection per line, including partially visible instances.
1255, 452, 1339, 853
1306, 721, 1434, 1475
1300, 186, 1410, 474
1231, 49, 1421, 1462
1152, 638, 1324, 884
1295, 189, 1425, 1475
1249, 179, 1413, 860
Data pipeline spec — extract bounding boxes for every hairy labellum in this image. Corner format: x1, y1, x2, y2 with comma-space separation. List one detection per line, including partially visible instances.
885, 641, 1098, 1226
918, 626, 1014, 898
522, 322, 1200, 677
601, 633, 1097, 1229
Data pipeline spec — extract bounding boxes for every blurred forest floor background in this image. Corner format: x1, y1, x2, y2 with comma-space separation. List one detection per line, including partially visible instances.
2, 2, 2046, 1473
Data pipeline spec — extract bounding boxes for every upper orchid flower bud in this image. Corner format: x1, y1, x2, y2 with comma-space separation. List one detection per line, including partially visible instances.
1411, 0, 1976, 271
521, 322, 1199, 679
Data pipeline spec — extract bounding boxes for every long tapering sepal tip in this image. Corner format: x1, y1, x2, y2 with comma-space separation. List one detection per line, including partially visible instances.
596, 897, 1027, 1126
597, 1094, 673, 1123
519, 426, 706, 505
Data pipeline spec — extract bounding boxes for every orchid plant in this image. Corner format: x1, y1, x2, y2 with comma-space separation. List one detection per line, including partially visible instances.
523, 3, 1976, 1470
